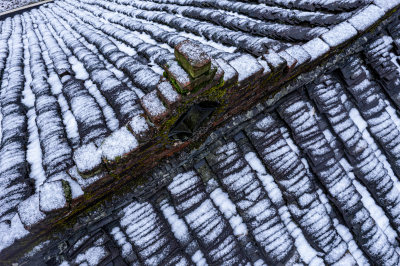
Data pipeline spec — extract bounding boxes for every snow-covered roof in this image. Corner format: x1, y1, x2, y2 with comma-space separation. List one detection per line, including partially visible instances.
1, 0, 400, 263
20, 46, 400, 264
0, 1, 44, 13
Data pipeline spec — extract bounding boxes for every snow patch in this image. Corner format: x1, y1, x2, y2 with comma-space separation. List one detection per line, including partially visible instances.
73, 143, 102, 173
101, 127, 138, 160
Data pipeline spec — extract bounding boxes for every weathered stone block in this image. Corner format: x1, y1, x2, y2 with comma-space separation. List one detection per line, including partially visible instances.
73, 143, 103, 178
164, 60, 192, 92
157, 80, 182, 107
190, 64, 217, 91
175, 40, 211, 78
127, 115, 152, 142
18, 194, 46, 230
140, 90, 169, 124
39, 181, 69, 213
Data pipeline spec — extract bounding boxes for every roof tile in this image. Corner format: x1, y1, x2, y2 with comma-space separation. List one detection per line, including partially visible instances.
349, 5, 385, 31
39, 181, 69, 213
140, 90, 169, 124
321, 22, 358, 48
302, 38, 330, 61
228, 54, 264, 84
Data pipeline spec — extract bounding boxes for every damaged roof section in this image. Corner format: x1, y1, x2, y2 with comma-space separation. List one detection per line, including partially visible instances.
0, 0, 399, 260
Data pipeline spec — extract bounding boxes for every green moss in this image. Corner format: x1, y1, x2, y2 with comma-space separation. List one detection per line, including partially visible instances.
61, 180, 72, 204
174, 50, 211, 78
165, 71, 186, 94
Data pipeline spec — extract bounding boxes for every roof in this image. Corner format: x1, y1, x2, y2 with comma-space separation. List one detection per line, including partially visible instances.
0, 1, 44, 13
20, 47, 400, 265
1, 0, 400, 264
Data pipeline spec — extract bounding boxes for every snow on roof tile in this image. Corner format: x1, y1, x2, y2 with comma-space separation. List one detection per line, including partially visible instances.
73, 143, 103, 176
215, 58, 238, 85
263, 50, 287, 73
39, 181, 68, 213
373, 0, 400, 12
0, 214, 28, 253
100, 127, 138, 161
157, 80, 181, 107
18, 194, 46, 229
321, 22, 358, 48
1, 0, 398, 259
302, 38, 330, 61
165, 60, 192, 91
229, 54, 264, 83
278, 50, 297, 71
140, 90, 169, 124
68, 166, 103, 190
128, 115, 151, 140
349, 5, 385, 31
285, 45, 312, 67
43, 170, 85, 201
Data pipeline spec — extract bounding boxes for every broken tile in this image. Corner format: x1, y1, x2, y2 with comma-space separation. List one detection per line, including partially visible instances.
278, 50, 297, 71
285, 45, 311, 68
263, 51, 287, 73
215, 58, 238, 86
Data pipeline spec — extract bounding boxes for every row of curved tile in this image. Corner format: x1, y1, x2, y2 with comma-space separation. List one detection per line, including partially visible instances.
47, 33, 400, 265
0, 0, 366, 228
0, 0, 398, 258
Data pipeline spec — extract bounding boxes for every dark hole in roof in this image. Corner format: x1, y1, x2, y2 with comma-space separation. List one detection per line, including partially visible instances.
168, 101, 220, 141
